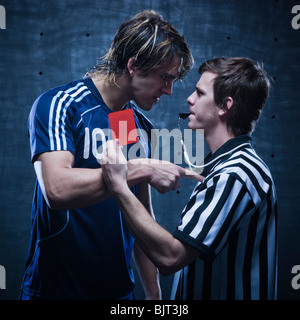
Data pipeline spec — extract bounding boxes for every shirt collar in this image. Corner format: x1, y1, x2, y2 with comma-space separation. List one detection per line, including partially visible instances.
202, 134, 252, 176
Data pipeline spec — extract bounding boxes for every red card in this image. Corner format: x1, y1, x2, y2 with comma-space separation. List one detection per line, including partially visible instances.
108, 109, 139, 146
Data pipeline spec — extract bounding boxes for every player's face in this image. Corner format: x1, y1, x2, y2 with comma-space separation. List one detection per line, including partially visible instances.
130, 56, 181, 111
187, 71, 220, 132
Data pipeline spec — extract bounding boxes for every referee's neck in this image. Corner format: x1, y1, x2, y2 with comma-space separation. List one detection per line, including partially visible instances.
205, 128, 235, 155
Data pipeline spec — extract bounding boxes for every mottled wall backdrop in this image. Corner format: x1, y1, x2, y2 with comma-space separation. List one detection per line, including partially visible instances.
0, 0, 299, 300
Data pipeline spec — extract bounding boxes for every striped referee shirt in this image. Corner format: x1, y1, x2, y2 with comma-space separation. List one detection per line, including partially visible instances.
172, 135, 278, 300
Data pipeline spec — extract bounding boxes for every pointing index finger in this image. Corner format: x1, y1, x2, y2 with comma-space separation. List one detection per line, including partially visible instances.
181, 168, 204, 182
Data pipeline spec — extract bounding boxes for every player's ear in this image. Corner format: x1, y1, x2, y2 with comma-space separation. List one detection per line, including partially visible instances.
219, 97, 233, 116
127, 57, 137, 77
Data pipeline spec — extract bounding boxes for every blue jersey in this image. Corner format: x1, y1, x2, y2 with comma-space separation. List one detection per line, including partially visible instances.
21, 78, 153, 299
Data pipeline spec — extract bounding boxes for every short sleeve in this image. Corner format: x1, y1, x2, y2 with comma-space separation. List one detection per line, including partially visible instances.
173, 173, 254, 261
28, 90, 76, 162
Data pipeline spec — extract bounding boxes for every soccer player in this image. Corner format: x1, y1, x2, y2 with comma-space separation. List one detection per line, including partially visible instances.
20, 10, 199, 300
101, 57, 278, 300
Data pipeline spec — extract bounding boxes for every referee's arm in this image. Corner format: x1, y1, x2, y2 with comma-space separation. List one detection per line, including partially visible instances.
101, 141, 203, 276
114, 183, 201, 275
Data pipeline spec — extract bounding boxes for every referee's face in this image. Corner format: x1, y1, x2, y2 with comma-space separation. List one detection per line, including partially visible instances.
187, 71, 220, 133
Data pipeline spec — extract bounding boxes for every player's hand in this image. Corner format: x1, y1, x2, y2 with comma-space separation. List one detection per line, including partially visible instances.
101, 139, 128, 194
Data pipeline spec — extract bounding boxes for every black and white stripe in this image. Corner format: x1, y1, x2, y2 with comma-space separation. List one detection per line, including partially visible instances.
173, 138, 278, 300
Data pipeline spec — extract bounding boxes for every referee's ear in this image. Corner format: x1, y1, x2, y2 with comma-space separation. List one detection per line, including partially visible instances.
219, 97, 233, 116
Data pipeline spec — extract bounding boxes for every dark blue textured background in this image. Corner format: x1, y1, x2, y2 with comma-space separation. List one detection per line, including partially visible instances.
0, 0, 299, 300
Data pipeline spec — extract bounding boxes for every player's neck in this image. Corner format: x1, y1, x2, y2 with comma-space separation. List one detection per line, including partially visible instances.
92, 77, 131, 111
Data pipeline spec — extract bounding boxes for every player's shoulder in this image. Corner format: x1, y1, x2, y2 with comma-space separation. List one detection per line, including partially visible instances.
30, 79, 87, 115
37, 79, 87, 102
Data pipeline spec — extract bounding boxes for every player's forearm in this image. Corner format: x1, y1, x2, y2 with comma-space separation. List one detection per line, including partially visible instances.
42, 164, 151, 210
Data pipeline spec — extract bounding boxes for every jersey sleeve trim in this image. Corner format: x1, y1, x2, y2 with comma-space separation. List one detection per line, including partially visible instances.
173, 229, 216, 262
29, 85, 84, 161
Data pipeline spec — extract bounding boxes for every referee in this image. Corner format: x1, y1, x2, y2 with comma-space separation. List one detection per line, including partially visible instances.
101, 57, 278, 300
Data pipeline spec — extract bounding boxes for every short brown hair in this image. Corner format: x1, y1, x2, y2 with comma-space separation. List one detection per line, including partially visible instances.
87, 10, 193, 83
199, 57, 270, 136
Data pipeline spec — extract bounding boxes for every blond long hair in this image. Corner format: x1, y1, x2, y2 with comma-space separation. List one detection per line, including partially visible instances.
87, 10, 193, 84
